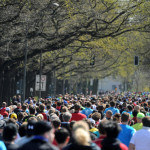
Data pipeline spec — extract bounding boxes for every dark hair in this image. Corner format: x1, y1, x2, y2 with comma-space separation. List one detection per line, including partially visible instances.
106, 104, 110, 108
17, 112, 24, 122
104, 120, 121, 138
3, 123, 17, 142
70, 121, 76, 130
57, 101, 62, 106
19, 124, 27, 137
110, 101, 115, 107
132, 110, 138, 117
74, 104, 81, 111
34, 121, 52, 135
127, 105, 133, 111
86, 102, 91, 108
22, 104, 27, 111
36, 106, 40, 113
29, 106, 35, 114
39, 104, 45, 112
121, 112, 129, 122
98, 120, 108, 134
145, 107, 149, 111
51, 119, 61, 129
55, 128, 70, 144
97, 105, 104, 111
142, 116, 150, 127
46, 105, 51, 110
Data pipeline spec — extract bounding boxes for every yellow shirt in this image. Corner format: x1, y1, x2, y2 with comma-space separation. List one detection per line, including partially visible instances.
132, 123, 143, 131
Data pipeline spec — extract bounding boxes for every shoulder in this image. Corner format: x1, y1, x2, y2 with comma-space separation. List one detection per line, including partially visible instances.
41, 143, 59, 150
0, 141, 6, 150
62, 143, 72, 150
91, 142, 101, 150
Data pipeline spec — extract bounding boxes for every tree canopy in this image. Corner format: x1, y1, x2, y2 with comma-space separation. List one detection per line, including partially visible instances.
0, 0, 150, 99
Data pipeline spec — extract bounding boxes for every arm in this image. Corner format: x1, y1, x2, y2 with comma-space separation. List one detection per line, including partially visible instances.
129, 143, 135, 150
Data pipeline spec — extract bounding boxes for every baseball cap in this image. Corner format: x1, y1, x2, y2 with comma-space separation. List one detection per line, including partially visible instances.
2, 111, 8, 117
27, 120, 36, 136
10, 113, 17, 119
137, 113, 145, 119
0, 120, 6, 128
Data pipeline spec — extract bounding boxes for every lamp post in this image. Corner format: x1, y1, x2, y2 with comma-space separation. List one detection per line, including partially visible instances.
23, 22, 28, 103
39, 50, 42, 99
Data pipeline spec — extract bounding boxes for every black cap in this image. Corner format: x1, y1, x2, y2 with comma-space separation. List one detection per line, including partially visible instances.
27, 120, 36, 136
34, 121, 52, 135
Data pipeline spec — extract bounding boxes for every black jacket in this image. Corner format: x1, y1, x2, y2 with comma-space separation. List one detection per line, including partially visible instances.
18, 139, 59, 150
63, 142, 100, 150
5, 143, 19, 150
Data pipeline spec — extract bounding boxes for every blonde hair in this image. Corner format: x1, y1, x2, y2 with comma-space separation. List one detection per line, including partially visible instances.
73, 121, 91, 146
36, 114, 44, 120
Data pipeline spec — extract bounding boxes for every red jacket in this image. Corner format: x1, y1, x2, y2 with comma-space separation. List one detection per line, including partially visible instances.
40, 112, 47, 121
93, 135, 106, 148
70, 112, 86, 122
0, 107, 6, 115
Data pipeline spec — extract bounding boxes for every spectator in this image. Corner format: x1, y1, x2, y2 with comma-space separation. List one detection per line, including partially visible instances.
2, 111, 9, 123
91, 112, 101, 126
83, 118, 98, 140
14, 103, 22, 115
18, 121, 58, 150
97, 105, 105, 119
63, 121, 100, 150
93, 120, 108, 148
51, 119, 61, 130
61, 112, 72, 134
23, 106, 36, 122
16, 112, 24, 126
10, 113, 17, 121
105, 110, 113, 120
129, 116, 150, 150
2, 123, 18, 150
101, 120, 128, 150
104, 101, 120, 115
0, 120, 6, 140
55, 128, 70, 149
118, 113, 135, 147
81, 102, 93, 118
39, 104, 48, 121
70, 104, 86, 121
132, 113, 145, 131
113, 113, 121, 123
0, 102, 7, 116
16, 120, 36, 146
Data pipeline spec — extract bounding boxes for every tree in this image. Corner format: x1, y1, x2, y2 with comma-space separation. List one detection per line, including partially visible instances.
0, 0, 150, 100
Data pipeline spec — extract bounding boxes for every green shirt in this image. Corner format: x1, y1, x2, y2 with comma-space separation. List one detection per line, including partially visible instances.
132, 123, 143, 131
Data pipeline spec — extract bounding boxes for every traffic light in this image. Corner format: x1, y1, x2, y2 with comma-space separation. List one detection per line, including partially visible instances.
134, 56, 139, 65
90, 56, 95, 66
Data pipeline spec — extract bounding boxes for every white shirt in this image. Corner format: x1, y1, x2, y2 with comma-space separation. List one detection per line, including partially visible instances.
92, 104, 97, 110
130, 126, 150, 150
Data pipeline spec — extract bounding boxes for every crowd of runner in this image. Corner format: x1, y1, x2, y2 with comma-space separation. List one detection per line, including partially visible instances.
0, 92, 150, 150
